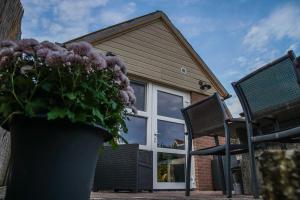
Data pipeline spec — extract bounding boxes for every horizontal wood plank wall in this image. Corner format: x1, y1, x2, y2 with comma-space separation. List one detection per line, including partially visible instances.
0, 0, 23, 40
95, 20, 216, 95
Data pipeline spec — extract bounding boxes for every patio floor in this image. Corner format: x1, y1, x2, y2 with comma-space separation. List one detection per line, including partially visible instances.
90, 191, 258, 200
0, 187, 258, 199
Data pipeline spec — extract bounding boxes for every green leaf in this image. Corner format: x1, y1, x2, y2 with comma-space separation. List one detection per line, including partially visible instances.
66, 110, 75, 121
0, 103, 12, 117
40, 82, 52, 92
92, 108, 104, 122
74, 113, 88, 122
111, 100, 117, 110
65, 93, 76, 100
47, 108, 67, 120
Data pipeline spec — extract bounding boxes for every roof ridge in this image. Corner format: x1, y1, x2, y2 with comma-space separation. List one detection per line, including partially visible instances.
65, 10, 164, 44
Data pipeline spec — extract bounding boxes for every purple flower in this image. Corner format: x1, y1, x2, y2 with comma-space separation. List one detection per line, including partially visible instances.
120, 75, 130, 88
120, 90, 130, 104
126, 86, 134, 93
127, 90, 136, 104
65, 53, 84, 65
0, 56, 10, 69
18, 39, 40, 54
87, 50, 107, 70
0, 40, 17, 49
67, 41, 93, 56
131, 106, 138, 114
0, 48, 14, 58
45, 50, 67, 66
36, 48, 50, 60
114, 65, 121, 72
40, 41, 64, 51
13, 51, 22, 59
105, 56, 118, 68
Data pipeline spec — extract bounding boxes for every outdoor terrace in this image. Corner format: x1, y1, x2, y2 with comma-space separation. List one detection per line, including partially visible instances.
0, 187, 257, 200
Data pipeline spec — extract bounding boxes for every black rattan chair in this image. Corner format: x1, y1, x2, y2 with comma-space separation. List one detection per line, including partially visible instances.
232, 50, 300, 198
181, 93, 248, 198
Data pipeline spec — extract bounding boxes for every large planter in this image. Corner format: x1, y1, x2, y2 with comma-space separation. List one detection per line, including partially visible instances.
4, 115, 111, 200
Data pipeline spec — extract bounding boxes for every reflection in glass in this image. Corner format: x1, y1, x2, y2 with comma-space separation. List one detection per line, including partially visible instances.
157, 120, 185, 150
157, 91, 183, 119
121, 116, 146, 145
131, 82, 146, 111
157, 153, 185, 182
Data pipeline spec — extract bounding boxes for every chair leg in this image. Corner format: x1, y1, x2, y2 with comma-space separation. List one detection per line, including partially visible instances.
214, 136, 226, 195
225, 145, 232, 198
217, 156, 226, 195
185, 153, 192, 196
248, 142, 260, 198
224, 123, 232, 198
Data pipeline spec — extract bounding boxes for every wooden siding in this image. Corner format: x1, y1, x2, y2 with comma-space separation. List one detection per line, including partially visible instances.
95, 20, 216, 95
0, 0, 23, 40
0, 0, 23, 186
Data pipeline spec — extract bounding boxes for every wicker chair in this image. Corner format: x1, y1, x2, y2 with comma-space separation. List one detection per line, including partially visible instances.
181, 93, 248, 198
232, 50, 300, 198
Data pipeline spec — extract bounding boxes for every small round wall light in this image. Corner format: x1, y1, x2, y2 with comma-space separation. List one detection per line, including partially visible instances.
180, 66, 187, 74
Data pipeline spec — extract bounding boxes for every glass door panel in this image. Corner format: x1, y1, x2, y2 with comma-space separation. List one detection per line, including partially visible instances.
153, 85, 189, 189
157, 91, 183, 119
157, 120, 185, 150
157, 152, 185, 182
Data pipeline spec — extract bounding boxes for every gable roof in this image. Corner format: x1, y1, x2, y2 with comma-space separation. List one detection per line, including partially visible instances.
65, 11, 230, 99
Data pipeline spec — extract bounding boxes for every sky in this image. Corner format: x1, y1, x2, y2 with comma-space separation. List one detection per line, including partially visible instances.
21, 0, 300, 116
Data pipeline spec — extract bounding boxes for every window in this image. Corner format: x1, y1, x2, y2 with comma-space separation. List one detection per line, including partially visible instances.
121, 81, 148, 146
157, 91, 183, 119
131, 82, 146, 111
122, 115, 147, 145
157, 120, 185, 150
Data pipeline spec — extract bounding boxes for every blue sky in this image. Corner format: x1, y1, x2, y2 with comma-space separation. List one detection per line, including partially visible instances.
21, 0, 300, 116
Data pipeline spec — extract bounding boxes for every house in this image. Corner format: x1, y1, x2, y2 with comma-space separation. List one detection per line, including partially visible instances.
66, 11, 230, 191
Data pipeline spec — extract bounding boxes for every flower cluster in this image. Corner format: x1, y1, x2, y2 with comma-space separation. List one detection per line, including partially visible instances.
0, 38, 137, 142
0, 39, 136, 110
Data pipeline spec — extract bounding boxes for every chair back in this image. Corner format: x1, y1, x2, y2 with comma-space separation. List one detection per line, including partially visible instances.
232, 51, 300, 120
181, 93, 227, 139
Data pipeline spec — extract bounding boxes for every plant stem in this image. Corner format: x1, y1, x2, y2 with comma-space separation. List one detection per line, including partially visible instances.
11, 64, 23, 108
57, 67, 65, 105
0, 111, 23, 127
29, 62, 40, 101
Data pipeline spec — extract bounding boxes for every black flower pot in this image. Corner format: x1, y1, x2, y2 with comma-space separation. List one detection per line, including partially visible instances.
4, 115, 111, 200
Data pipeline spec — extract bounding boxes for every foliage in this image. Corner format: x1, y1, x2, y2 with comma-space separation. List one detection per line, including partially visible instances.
0, 39, 136, 144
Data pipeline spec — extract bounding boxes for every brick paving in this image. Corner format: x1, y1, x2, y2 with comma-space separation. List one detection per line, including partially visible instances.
0, 187, 258, 199
90, 191, 258, 200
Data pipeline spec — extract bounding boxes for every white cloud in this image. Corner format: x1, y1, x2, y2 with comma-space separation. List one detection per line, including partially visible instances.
99, 2, 136, 25
287, 42, 299, 52
21, 0, 136, 42
173, 15, 248, 38
222, 69, 241, 79
225, 95, 243, 117
243, 4, 300, 52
